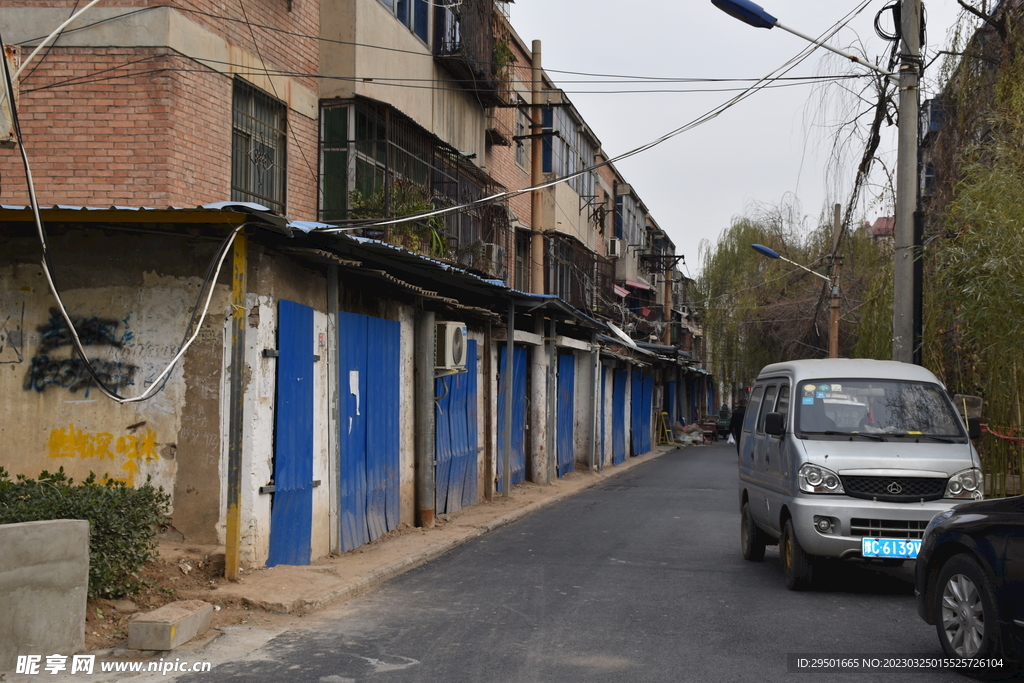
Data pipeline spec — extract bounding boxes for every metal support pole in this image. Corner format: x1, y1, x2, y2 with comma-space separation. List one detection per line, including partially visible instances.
530, 40, 546, 294
415, 308, 436, 527
483, 324, 494, 502
225, 233, 246, 581
327, 267, 340, 554
893, 0, 921, 363
503, 300, 514, 496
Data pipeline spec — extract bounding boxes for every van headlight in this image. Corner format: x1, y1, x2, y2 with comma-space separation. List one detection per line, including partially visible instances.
945, 468, 983, 500
798, 463, 845, 494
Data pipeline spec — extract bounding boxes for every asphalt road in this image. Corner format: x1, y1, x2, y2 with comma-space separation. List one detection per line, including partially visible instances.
175, 443, 1009, 682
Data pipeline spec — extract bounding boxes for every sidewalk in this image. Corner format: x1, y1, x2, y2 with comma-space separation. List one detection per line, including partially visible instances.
184, 445, 679, 616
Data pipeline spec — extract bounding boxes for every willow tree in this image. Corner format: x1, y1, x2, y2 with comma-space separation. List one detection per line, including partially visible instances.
698, 201, 890, 401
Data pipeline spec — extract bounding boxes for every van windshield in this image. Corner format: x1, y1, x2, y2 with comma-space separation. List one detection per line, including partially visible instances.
796, 379, 966, 439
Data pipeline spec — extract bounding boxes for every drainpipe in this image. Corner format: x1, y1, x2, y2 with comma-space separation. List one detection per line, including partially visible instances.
415, 308, 436, 527
225, 233, 246, 580
530, 40, 545, 295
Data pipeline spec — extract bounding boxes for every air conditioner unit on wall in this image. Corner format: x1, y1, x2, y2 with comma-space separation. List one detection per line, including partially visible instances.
608, 238, 622, 258
435, 322, 468, 372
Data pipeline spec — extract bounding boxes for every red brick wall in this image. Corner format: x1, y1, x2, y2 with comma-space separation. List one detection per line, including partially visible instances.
4, 1, 320, 94
1, 49, 318, 217
0, 2, 320, 217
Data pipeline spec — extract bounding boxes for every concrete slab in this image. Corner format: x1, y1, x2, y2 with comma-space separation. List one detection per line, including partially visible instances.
0, 519, 89, 672
126, 600, 213, 651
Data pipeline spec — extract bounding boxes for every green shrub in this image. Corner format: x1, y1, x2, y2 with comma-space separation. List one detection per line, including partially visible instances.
0, 466, 170, 599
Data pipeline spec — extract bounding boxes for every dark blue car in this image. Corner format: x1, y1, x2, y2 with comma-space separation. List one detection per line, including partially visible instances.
916, 494, 1024, 660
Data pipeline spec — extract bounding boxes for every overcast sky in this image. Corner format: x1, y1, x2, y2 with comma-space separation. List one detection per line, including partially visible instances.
508, 1, 977, 277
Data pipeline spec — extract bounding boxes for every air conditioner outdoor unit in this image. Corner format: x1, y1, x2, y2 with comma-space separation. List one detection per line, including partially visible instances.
608, 238, 622, 258
435, 321, 468, 372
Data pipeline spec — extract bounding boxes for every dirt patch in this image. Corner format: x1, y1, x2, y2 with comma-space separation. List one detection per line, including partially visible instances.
84, 547, 280, 652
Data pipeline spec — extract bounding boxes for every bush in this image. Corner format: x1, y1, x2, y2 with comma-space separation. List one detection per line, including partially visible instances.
0, 466, 170, 598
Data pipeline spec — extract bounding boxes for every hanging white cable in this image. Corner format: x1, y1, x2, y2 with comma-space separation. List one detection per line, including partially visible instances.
14, 0, 104, 81
0, 0, 105, 110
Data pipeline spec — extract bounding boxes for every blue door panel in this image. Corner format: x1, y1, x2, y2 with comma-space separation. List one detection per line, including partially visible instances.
365, 316, 401, 539
612, 369, 627, 465
338, 312, 401, 552
339, 312, 369, 551
435, 340, 479, 514
267, 300, 315, 566
496, 344, 527, 492
556, 353, 575, 477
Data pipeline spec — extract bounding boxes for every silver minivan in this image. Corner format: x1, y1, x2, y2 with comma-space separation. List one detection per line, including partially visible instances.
738, 359, 982, 590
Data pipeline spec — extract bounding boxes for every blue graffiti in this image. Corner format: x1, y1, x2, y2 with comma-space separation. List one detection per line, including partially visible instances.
37, 308, 123, 354
24, 356, 138, 396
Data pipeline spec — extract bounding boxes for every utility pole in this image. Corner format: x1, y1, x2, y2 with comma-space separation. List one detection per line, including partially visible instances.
829, 204, 842, 358
530, 40, 545, 295
893, 0, 921, 363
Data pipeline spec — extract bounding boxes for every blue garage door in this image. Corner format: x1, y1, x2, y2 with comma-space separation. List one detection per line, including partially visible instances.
339, 312, 401, 552
632, 371, 654, 456
435, 340, 479, 514
267, 300, 315, 566
556, 353, 576, 477
496, 344, 527, 492
612, 369, 627, 465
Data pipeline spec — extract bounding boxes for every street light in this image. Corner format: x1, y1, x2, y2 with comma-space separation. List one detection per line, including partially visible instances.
751, 244, 841, 358
713, 0, 921, 364
710, 0, 897, 82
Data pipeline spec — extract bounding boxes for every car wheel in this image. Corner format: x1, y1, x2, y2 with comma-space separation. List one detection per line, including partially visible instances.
934, 554, 1001, 659
741, 502, 767, 561
781, 519, 814, 590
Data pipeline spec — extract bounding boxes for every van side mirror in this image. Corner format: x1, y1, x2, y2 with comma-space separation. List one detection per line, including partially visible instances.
764, 412, 785, 436
967, 416, 982, 440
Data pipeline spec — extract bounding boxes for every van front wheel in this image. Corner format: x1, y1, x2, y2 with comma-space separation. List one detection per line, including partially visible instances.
741, 502, 767, 561
781, 519, 815, 590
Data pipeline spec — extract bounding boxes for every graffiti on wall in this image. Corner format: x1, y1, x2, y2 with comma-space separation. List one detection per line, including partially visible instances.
0, 298, 25, 364
24, 308, 138, 396
48, 423, 159, 486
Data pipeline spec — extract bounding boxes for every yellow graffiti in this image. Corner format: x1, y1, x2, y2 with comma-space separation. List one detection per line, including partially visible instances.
48, 424, 159, 486
47, 424, 115, 460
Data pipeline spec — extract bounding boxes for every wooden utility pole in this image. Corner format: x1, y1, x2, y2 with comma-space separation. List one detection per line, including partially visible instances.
530, 40, 545, 294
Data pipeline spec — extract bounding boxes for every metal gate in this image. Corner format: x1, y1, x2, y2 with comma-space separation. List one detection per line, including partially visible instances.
612, 369, 627, 465
267, 300, 315, 566
496, 344, 527, 491
338, 312, 401, 552
435, 340, 478, 514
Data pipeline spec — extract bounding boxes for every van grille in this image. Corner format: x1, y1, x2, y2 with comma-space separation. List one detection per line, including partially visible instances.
842, 475, 946, 502
850, 518, 930, 539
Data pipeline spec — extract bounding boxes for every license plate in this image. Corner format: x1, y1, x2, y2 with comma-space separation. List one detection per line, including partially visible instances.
861, 538, 921, 559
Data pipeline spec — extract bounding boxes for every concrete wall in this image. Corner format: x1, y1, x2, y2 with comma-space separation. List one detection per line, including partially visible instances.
0, 519, 89, 672
0, 231, 233, 545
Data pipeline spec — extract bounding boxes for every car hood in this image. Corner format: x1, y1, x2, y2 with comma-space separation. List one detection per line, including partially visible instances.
796, 438, 977, 476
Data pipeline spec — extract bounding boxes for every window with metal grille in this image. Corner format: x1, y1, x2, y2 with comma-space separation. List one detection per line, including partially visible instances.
319, 100, 509, 261
231, 79, 286, 213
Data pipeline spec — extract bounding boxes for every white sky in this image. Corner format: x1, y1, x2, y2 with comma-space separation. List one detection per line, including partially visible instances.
509, 1, 976, 277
